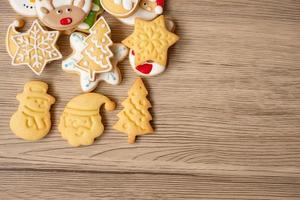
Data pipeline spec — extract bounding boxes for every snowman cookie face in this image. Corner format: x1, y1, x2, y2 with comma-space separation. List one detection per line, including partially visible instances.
9, 0, 37, 17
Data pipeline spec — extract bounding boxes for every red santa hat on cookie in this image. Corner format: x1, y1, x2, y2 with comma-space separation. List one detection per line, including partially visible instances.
151, 0, 164, 14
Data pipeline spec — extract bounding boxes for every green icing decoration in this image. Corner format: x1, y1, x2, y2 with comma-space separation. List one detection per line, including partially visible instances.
82, 0, 103, 29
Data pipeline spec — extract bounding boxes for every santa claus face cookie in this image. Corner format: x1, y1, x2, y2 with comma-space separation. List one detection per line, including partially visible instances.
35, 0, 92, 31
8, 0, 37, 17
118, 0, 164, 25
129, 50, 165, 76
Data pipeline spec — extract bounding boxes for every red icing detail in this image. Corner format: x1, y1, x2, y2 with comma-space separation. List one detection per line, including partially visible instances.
136, 64, 153, 74
60, 17, 72, 25
156, 0, 164, 7
132, 50, 135, 56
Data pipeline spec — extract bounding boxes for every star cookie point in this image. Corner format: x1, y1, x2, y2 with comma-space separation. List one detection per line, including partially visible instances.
122, 15, 179, 66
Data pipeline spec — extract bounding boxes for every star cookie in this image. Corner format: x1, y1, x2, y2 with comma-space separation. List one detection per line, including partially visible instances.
122, 15, 179, 66
10, 20, 62, 75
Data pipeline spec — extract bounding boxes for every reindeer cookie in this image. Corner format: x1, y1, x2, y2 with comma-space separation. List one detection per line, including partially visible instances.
6, 20, 62, 76
63, 32, 128, 92
35, 0, 93, 31
100, 0, 140, 18
10, 81, 55, 141
118, 0, 164, 25
8, 0, 38, 17
59, 93, 115, 147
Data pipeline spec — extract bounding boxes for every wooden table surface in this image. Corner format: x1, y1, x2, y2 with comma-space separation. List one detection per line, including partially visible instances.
1, 0, 300, 199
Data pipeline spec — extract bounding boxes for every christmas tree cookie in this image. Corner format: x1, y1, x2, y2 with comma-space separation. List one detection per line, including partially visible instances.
62, 32, 128, 92
76, 16, 113, 81
114, 78, 153, 144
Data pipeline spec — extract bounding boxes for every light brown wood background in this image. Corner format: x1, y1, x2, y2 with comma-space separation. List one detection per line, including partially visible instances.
0, 0, 300, 199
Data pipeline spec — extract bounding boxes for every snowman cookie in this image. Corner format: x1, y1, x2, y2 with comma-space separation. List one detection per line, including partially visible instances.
35, 0, 92, 31
118, 0, 164, 25
10, 81, 55, 141
8, 0, 38, 17
100, 0, 140, 18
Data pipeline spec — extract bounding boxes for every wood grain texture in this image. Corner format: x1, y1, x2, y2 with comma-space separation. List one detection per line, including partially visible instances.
0, 0, 300, 199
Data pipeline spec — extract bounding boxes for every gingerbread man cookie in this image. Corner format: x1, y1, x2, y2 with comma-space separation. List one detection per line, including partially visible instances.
35, 0, 93, 31
6, 20, 62, 76
114, 78, 153, 144
10, 81, 55, 141
8, 0, 38, 17
62, 32, 128, 92
59, 93, 115, 147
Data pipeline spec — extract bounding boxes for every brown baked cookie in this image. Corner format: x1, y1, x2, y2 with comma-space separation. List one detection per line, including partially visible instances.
36, 0, 93, 31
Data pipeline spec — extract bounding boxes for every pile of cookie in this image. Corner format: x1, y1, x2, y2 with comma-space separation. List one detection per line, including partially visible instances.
7, 0, 179, 147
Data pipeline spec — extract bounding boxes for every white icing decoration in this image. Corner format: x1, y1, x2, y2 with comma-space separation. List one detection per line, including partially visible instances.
118, 5, 158, 25
129, 49, 165, 77
11, 20, 62, 75
62, 33, 128, 92
8, 0, 37, 17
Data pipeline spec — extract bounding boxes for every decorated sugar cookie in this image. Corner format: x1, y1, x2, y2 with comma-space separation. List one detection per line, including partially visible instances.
10, 81, 55, 141
127, 18, 175, 76
114, 78, 153, 144
59, 93, 115, 147
122, 15, 179, 72
118, 0, 164, 25
8, 0, 37, 17
70, 17, 113, 81
63, 32, 128, 92
100, 0, 140, 18
6, 20, 62, 76
77, 0, 104, 33
35, 0, 92, 31
6, 20, 25, 60
129, 50, 165, 76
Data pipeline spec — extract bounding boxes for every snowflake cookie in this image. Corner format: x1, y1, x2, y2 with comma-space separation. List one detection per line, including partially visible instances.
6, 20, 62, 76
